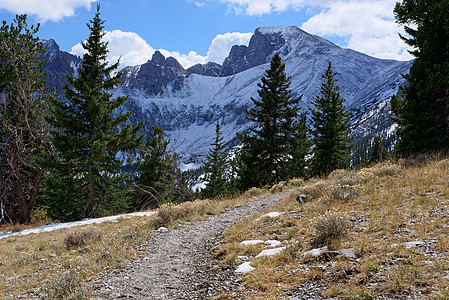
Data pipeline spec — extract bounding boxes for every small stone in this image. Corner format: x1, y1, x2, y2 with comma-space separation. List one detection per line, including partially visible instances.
296, 194, 308, 204
303, 246, 328, 257
158, 227, 168, 233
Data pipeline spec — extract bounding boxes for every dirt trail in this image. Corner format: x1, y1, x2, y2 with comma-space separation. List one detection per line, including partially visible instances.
90, 190, 292, 299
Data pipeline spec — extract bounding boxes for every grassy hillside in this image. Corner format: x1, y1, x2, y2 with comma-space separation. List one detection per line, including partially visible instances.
0, 191, 271, 299
1, 157, 448, 299
214, 157, 449, 299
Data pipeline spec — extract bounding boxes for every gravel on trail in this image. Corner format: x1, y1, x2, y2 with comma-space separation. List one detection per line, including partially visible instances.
90, 190, 293, 299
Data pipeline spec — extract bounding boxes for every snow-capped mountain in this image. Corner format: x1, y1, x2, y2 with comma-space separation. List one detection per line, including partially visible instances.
42, 26, 411, 167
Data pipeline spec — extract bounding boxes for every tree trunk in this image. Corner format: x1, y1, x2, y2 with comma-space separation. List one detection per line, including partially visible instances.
86, 181, 95, 218
15, 177, 28, 223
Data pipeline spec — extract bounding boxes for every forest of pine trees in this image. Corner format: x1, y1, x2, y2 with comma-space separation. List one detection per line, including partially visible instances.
0, 0, 447, 223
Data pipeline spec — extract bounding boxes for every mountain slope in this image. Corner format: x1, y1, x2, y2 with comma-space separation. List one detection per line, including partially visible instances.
42, 26, 411, 166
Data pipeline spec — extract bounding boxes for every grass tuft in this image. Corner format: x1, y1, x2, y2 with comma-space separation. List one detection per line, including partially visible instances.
311, 211, 349, 248
64, 228, 102, 250
41, 269, 91, 300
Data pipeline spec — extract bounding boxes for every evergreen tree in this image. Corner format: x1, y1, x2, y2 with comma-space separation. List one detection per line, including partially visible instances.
391, 0, 449, 155
237, 53, 307, 189
0, 15, 54, 223
369, 135, 389, 164
290, 112, 311, 179
202, 121, 228, 199
169, 152, 192, 203
311, 62, 352, 176
132, 126, 173, 209
46, 5, 142, 220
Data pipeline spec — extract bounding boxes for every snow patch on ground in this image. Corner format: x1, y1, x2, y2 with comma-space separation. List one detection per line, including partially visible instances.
235, 262, 255, 273
256, 212, 283, 221
240, 240, 264, 246
0, 211, 156, 240
265, 240, 282, 247
256, 247, 286, 258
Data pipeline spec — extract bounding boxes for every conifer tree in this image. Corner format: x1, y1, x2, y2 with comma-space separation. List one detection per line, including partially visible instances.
0, 15, 54, 223
202, 121, 228, 199
237, 53, 307, 189
290, 112, 311, 179
369, 136, 388, 164
391, 0, 449, 155
311, 62, 352, 176
46, 5, 142, 220
169, 152, 192, 203
132, 126, 173, 209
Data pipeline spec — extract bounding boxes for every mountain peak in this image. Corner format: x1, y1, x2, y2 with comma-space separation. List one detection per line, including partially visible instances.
255, 25, 305, 35
219, 25, 343, 77
151, 51, 166, 66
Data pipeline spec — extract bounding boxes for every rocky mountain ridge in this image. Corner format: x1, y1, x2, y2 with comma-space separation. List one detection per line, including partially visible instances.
42, 26, 411, 167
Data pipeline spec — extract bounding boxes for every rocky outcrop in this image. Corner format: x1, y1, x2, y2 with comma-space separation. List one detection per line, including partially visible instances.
120, 51, 186, 95
187, 62, 221, 77
42, 39, 82, 94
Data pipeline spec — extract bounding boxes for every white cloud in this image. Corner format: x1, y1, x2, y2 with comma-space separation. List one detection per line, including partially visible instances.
219, 0, 306, 15
71, 30, 253, 69
159, 32, 252, 67
71, 30, 155, 68
300, 1, 413, 60
207, 32, 253, 64
214, 0, 413, 60
0, 0, 96, 22
194, 1, 206, 7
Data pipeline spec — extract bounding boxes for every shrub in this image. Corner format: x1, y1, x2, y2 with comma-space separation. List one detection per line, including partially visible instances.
64, 228, 102, 250
329, 169, 373, 186
284, 241, 303, 259
325, 185, 360, 202
371, 163, 402, 177
42, 269, 91, 299
288, 178, 304, 187
311, 211, 349, 247
245, 187, 264, 197
270, 181, 287, 193
299, 182, 326, 201
30, 207, 51, 223
150, 200, 212, 228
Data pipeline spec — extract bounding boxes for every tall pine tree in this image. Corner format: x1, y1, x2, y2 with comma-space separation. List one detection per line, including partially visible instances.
290, 112, 311, 179
391, 0, 449, 155
237, 53, 308, 189
131, 126, 173, 209
202, 121, 228, 199
0, 15, 54, 223
311, 62, 352, 177
46, 5, 142, 220
369, 136, 389, 164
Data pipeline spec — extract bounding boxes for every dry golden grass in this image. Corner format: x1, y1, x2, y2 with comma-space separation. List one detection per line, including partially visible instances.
0, 188, 271, 299
217, 158, 449, 299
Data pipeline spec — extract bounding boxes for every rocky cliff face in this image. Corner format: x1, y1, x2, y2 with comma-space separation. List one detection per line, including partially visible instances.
42, 39, 82, 94
120, 51, 186, 96
42, 26, 410, 166
187, 62, 221, 77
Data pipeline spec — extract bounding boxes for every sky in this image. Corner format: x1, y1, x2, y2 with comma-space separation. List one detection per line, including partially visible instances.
0, 0, 413, 69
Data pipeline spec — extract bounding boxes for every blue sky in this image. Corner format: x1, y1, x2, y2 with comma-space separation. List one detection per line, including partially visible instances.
0, 0, 412, 68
